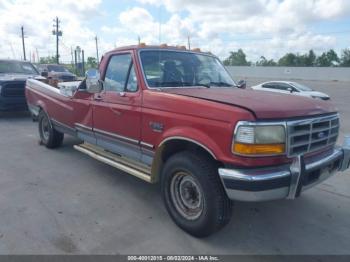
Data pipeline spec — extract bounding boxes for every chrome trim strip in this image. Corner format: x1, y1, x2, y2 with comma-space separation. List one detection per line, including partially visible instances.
75, 123, 93, 131
218, 167, 290, 182
140, 141, 154, 149
158, 136, 217, 159
93, 127, 139, 144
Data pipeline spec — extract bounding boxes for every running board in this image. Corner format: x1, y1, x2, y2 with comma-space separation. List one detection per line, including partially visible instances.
74, 143, 152, 183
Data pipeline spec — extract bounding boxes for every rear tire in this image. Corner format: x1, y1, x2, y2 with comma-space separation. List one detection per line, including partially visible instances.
161, 151, 232, 237
38, 110, 64, 148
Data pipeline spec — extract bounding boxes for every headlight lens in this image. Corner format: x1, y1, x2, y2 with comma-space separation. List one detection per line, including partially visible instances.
233, 124, 286, 156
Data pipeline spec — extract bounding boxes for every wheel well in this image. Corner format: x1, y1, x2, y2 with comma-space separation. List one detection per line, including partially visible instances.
151, 139, 221, 182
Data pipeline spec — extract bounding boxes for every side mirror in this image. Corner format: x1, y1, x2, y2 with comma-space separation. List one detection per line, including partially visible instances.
287, 87, 293, 93
237, 80, 246, 89
85, 69, 102, 93
41, 71, 48, 77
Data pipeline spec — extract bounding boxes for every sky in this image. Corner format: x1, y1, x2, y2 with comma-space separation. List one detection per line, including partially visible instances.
0, 0, 350, 63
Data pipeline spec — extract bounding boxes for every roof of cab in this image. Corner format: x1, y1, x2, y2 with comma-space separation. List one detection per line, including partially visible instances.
104, 44, 206, 55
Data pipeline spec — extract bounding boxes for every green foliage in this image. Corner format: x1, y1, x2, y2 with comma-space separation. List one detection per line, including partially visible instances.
256, 56, 277, 66
86, 57, 98, 69
39, 56, 57, 64
223, 49, 251, 66
224, 48, 349, 67
340, 49, 350, 67
315, 49, 339, 67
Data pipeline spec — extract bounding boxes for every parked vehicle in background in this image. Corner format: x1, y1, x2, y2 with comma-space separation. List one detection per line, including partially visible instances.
0, 59, 44, 111
25, 45, 350, 237
251, 81, 330, 100
37, 64, 77, 82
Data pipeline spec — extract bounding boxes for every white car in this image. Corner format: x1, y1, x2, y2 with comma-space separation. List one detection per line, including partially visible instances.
251, 81, 330, 100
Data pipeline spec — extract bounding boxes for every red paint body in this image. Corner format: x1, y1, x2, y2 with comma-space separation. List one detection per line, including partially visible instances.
25, 46, 337, 168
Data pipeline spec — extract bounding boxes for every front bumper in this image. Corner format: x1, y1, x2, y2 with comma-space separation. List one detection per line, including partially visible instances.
219, 138, 350, 202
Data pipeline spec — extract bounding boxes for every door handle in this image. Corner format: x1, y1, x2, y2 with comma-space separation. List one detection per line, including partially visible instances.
119, 92, 126, 97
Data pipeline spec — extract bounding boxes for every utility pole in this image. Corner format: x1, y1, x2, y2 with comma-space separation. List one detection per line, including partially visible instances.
95, 36, 99, 64
52, 17, 62, 64
187, 35, 191, 50
21, 26, 26, 60
138, 36, 141, 45
82, 50, 85, 75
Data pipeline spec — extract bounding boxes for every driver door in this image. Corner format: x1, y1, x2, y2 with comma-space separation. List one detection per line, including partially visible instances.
92, 52, 142, 162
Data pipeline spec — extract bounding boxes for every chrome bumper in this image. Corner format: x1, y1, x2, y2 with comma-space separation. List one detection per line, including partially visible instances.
219, 138, 350, 202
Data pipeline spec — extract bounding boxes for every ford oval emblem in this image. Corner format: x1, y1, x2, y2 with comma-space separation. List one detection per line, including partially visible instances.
317, 131, 326, 139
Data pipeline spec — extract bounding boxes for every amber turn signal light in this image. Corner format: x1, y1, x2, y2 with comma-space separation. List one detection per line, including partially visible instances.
233, 143, 285, 155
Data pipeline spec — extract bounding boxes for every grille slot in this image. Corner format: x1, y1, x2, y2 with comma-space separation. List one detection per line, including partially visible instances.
287, 114, 339, 157
1, 82, 25, 97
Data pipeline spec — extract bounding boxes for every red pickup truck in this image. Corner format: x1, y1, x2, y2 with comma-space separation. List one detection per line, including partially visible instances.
25, 45, 350, 237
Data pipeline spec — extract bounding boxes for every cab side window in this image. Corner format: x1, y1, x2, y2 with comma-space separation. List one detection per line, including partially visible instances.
104, 54, 132, 92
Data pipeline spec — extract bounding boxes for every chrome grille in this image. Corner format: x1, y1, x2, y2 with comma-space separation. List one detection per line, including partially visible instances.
287, 114, 339, 157
1, 82, 25, 97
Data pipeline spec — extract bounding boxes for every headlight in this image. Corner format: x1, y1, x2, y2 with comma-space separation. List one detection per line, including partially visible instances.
232, 123, 286, 156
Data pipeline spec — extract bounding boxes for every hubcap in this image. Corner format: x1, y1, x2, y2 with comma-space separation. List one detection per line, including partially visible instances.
41, 117, 50, 141
170, 171, 203, 220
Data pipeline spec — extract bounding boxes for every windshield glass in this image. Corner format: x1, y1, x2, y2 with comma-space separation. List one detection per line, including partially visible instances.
291, 82, 313, 91
0, 61, 38, 75
47, 65, 69, 73
140, 50, 236, 88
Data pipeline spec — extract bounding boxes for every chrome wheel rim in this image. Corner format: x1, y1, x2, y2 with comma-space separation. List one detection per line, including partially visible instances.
170, 171, 203, 220
41, 117, 50, 141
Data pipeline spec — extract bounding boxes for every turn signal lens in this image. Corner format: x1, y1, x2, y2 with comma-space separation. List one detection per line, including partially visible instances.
233, 143, 285, 155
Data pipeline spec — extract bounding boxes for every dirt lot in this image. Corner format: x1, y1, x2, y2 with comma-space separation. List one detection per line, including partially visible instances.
0, 79, 349, 254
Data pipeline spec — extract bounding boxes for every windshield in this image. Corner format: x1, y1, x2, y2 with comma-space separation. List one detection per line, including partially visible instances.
0, 61, 38, 75
291, 82, 313, 91
47, 65, 69, 73
139, 50, 236, 88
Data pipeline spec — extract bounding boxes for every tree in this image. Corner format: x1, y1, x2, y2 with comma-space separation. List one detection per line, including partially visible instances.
86, 57, 97, 69
278, 53, 298, 66
223, 49, 251, 66
256, 56, 277, 66
39, 56, 57, 64
340, 48, 350, 67
306, 50, 316, 66
316, 49, 339, 67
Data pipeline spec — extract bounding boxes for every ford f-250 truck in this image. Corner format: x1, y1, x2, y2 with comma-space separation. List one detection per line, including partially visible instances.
25, 45, 350, 237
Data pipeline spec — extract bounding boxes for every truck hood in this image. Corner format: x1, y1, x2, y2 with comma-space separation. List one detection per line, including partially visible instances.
0, 73, 44, 82
163, 88, 337, 119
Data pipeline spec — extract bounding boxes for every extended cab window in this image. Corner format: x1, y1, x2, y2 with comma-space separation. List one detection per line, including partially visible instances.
104, 54, 132, 92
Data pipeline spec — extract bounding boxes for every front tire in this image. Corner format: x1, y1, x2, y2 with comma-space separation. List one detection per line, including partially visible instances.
161, 151, 232, 237
38, 110, 64, 148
